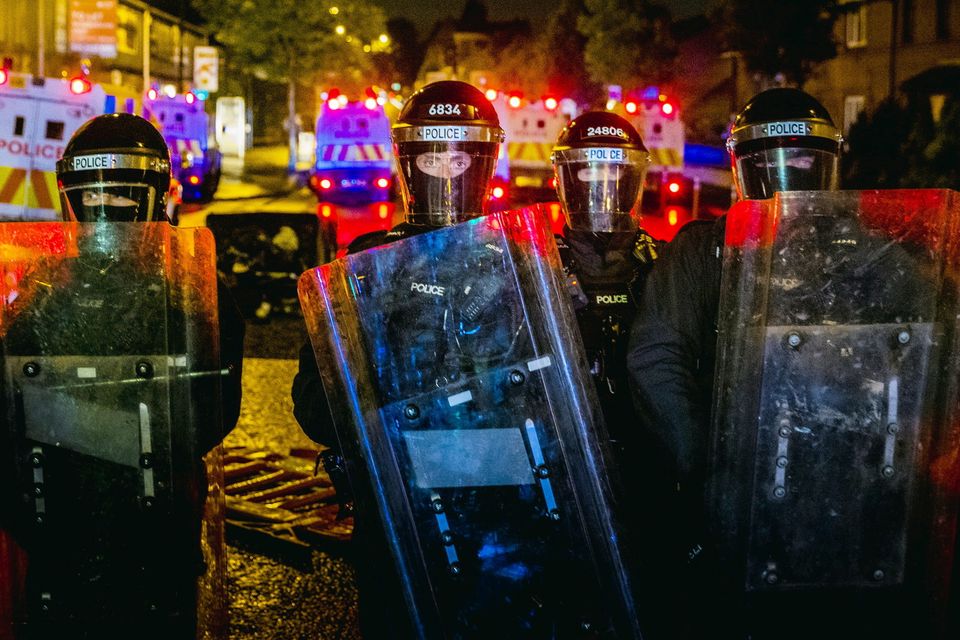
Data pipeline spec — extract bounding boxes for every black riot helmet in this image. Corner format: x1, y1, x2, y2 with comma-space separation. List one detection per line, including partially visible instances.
56, 113, 171, 222
392, 80, 504, 225
552, 111, 651, 232
727, 88, 842, 201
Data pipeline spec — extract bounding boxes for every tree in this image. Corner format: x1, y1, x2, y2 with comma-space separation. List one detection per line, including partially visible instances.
385, 18, 423, 88
195, 0, 387, 172
542, 0, 604, 106
577, 0, 677, 92
719, 0, 839, 86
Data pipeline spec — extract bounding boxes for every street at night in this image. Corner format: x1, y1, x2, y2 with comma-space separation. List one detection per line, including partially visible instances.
2, 0, 960, 639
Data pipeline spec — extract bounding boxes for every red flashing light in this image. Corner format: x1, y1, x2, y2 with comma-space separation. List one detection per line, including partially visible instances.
668, 180, 681, 194
364, 97, 378, 110
508, 94, 522, 109
667, 207, 680, 226
548, 202, 562, 222
660, 101, 676, 117
625, 100, 638, 114
147, 88, 158, 100
327, 99, 341, 110
543, 97, 558, 111
188, 175, 201, 185
375, 177, 390, 189
0, 69, 8, 85
185, 92, 196, 104
319, 178, 333, 190
70, 76, 92, 95
377, 203, 391, 219
549, 176, 557, 189
491, 186, 505, 199
485, 88, 498, 101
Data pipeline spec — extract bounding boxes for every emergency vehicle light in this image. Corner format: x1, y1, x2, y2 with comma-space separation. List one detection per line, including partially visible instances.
485, 89, 498, 101
147, 88, 159, 100
543, 97, 558, 111
185, 92, 196, 104
364, 97, 378, 110
328, 99, 341, 110
70, 76, 92, 95
375, 177, 390, 189
0, 69, 8, 85
491, 186, 505, 199
188, 175, 201, 185
661, 101, 676, 117
319, 178, 333, 190
625, 101, 638, 114
508, 94, 522, 109
668, 180, 681, 194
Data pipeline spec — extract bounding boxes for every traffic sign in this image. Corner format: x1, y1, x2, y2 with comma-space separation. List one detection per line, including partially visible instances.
193, 46, 219, 93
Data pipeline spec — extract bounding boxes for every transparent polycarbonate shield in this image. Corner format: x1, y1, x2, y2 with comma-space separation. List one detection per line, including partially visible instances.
710, 190, 960, 608
0, 222, 227, 638
299, 207, 640, 639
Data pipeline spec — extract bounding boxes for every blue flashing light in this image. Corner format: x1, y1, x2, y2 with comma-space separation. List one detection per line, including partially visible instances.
104, 94, 117, 113
194, 89, 209, 101
640, 86, 660, 101
684, 143, 727, 168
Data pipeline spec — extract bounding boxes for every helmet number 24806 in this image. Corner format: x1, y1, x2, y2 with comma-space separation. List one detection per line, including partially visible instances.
587, 126, 626, 138
428, 103, 462, 116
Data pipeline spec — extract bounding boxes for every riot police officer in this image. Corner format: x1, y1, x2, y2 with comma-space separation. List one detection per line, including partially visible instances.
550, 111, 682, 636
551, 111, 658, 447
1, 113, 243, 639
292, 80, 504, 639
625, 88, 842, 637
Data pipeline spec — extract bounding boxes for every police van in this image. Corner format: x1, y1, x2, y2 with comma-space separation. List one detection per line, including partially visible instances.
309, 96, 393, 205
0, 71, 112, 221
143, 89, 222, 203
491, 94, 572, 205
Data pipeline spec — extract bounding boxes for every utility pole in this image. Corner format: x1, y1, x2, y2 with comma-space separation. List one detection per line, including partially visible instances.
37, 0, 46, 77
143, 9, 152, 92
888, 0, 899, 98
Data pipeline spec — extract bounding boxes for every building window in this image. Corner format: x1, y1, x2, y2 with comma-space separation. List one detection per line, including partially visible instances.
846, 4, 868, 48
936, 0, 950, 40
844, 95, 866, 135
902, 0, 915, 44
45, 121, 65, 141
116, 6, 141, 55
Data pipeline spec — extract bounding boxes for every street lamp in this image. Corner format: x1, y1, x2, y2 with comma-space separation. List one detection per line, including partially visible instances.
335, 25, 346, 35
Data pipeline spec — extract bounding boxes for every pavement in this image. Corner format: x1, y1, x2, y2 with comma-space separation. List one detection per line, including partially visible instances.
188, 146, 362, 639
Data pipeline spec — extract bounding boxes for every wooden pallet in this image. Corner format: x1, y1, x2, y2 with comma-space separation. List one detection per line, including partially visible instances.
223, 446, 353, 562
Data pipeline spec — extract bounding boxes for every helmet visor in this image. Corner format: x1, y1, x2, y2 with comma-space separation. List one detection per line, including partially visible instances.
394, 140, 499, 226
61, 182, 158, 222
553, 147, 650, 232
733, 146, 839, 200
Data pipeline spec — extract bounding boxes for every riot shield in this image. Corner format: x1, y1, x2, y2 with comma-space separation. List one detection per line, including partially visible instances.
299, 207, 641, 638
710, 190, 960, 633
0, 222, 227, 639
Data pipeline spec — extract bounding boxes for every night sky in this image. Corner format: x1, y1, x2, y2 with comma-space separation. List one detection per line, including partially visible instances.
370, 0, 717, 34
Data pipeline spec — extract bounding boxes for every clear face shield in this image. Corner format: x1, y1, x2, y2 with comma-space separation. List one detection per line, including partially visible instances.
392, 126, 502, 226
732, 146, 840, 201
61, 182, 159, 222
552, 147, 650, 232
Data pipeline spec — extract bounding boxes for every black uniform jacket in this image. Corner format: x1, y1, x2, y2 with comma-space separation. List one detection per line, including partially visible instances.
626, 217, 725, 483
